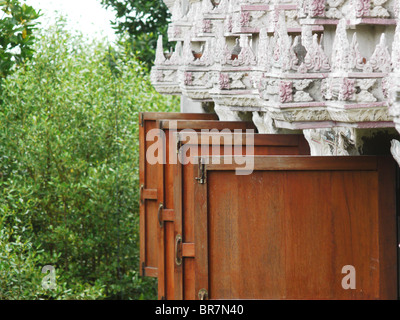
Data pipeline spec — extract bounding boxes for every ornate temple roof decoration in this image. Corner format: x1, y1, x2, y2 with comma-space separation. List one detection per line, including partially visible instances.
152, 0, 400, 154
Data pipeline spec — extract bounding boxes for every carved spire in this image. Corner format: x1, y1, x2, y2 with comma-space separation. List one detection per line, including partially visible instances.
396, 0, 400, 19
273, 12, 296, 71
258, 28, 270, 70
171, 0, 183, 22
364, 33, 391, 73
202, 0, 214, 13
182, 33, 194, 65
237, 35, 257, 66
212, 0, 229, 13
166, 41, 183, 65
392, 22, 400, 73
155, 35, 166, 65
302, 28, 331, 72
349, 33, 365, 70
331, 19, 350, 73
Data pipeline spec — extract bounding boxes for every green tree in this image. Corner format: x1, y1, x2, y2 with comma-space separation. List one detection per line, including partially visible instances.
0, 19, 179, 300
100, 0, 170, 69
0, 0, 40, 79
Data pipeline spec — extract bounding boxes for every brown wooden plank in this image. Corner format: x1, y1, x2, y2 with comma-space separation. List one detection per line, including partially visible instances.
193, 162, 209, 300
139, 113, 146, 276
173, 156, 184, 300
139, 117, 160, 277
141, 188, 158, 200
377, 156, 397, 299
140, 112, 218, 124
182, 243, 195, 258
202, 155, 378, 172
162, 209, 175, 222
143, 267, 158, 278
159, 120, 257, 131
178, 132, 306, 147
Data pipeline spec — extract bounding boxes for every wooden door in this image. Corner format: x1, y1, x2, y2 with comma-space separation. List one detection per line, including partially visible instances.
156, 120, 257, 300
173, 132, 310, 300
139, 112, 217, 277
192, 156, 397, 300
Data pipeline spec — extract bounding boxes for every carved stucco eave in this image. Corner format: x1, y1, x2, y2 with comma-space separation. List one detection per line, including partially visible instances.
156, 0, 399, 159
252, 111, 295, 134
389, 87, 400, 165
391, 139, 400, 166
303, 127, 360, 156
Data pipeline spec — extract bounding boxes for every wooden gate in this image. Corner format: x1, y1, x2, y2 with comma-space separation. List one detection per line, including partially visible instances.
139, 112, 218, 278
190, 156, 397, 300
172, 132, 310, 300
155, 120, 257, 299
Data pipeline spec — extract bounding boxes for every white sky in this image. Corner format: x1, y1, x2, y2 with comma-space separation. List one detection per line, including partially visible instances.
24, 0, 117, 42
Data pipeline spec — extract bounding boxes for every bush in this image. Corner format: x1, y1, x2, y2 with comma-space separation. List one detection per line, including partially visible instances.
0, 19, 179, 299
0, 0, 40, 79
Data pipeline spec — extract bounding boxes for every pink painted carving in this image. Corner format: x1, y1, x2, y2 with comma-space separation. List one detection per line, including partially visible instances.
381, 77, 390, 99
240, 12, 251, 27
225, 15, 233, 33
202, 20, 212, 33
173, 26, 182, 38
279, 81, 293, 103
309, 0, 326, 17
339, 78, 356, 101
184, 72, 193, 86
219, 73, 230, 90
354, 0, 370, 18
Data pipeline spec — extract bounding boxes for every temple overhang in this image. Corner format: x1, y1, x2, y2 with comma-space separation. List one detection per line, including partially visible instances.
151, 0, 400, 158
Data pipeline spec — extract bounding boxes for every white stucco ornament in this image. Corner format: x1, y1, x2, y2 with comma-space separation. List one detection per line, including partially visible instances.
152, 0, 399, 158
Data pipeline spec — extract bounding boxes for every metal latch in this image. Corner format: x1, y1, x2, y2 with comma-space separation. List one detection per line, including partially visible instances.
195, 158, 206, 184
198, 288, 208, 300
176, 134, 182, 154
175, 234, 182, 266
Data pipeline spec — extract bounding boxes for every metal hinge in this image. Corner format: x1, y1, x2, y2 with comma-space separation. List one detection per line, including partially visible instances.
195, 158, 206, 184
141, 262, 145, 276
176, 135, 182, 154
139, 113, 144, 127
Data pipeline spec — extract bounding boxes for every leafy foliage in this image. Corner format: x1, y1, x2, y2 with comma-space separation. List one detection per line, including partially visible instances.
0, 19, 179, 299
100, 0, 171, 69
0, 0, 40, 79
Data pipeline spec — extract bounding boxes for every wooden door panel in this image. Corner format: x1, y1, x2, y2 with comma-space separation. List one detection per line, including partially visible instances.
173, 133, 311, 300
157, 120, 257, 300
193, 156, 397, 300
139, 112, 217, 277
